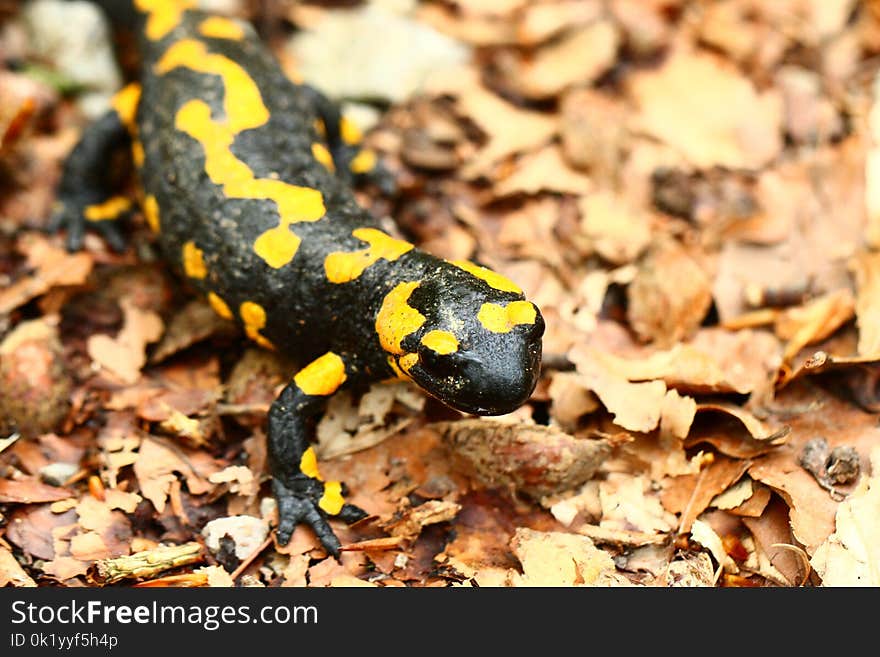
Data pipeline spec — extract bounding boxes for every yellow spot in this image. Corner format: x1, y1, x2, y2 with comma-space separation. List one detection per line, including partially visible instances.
143, 195, 160, 233
84, 196, 131, 222
340, 116, 362, 145
132, 139, 145, 168
421, 330, 458, 355
311, 142, 335, 172
451, 260, 522, 294
349, 149, 377, 174
294, 352, 347, 397
324, 228, 413, 284
477, 301, 537, 334
207, 292, 233, 320
156, 40, 269, 132
198, 16, 245, 40
387, 356, 408, 380
182, 241, 207, 279
240, 301, 276, 350
299, 447, 321, 480
375, 281, 425, 354
134, 0, 196, 41
157, 41, 326, 269
111, 83, 141, 129
398, 353, 418, 373
313, 119, 326, 138
319, 480, 345, 515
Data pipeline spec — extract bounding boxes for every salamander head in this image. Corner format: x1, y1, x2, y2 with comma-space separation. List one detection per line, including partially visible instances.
375, 260, 544, 416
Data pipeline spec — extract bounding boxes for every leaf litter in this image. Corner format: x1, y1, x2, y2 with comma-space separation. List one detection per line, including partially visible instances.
2, 0, 880, 587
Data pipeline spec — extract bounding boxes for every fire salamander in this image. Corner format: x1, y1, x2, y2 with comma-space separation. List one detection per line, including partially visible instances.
51, 0, 544, 556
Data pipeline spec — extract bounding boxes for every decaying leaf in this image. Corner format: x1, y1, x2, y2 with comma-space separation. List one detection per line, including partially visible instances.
811, 447, 880, 585
508, 528, 632, 586
629, 49, 783, 169
88, 295, 164, 384
435, 419, 611, 499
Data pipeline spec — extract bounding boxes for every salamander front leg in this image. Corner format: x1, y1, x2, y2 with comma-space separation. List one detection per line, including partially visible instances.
268, 352, 367, 557
50, 83, 141, 252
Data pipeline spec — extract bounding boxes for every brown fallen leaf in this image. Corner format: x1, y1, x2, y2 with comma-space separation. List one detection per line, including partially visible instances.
810, 446, 880, 585
434, 419, 611, 499
493, 144, 592, 198
88, 295, 164, 384
627, 237, 713, 347
0, 478, 72, 503
578, 191, 651, 265
849, 251, 880, 357
494, 20, 619, 100
150, 298, 236, 363
516, 0, 603, 46
748, 384, 880, 553
379, 499, 461, 541
686, 403, 790, 458
508, 527, 632, 586
775, 289, 855, 362
661, 551, 717, 587
133, 437, 215, 513
629, 48, 783, 169
0, 234, 93, 314
660, 456, 750, 534
560, 87, 628, 180
429, 69, 557, 178
0, 545, 37, 587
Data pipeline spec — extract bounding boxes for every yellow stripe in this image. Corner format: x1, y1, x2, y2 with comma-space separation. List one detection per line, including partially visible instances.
239, 301, 276, 350
421, 330, 458, 355
182, 241, 207, 279
207, 292, 233, 320
451, 260, 522, 294
198, 16, 245, 40
134, 0, 196, 41
375, 281, 425, 354
293, 352, 347, 397
110, 83, 141, 129
156, 40, 326, 269
299, 447, 321, 480
477, 301, 537, 334
340, 116, 362, 145
318, 481, 345, 515
84, 196, 131, 222
142, 195, 160, 232
349, 149, 377, 174
324, 228, 413, 284
311, 142, 335, 172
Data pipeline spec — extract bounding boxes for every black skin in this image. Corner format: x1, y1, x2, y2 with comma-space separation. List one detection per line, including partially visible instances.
52, 4, 544, 557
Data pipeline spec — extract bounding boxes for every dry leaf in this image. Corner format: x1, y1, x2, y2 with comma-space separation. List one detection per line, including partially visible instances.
629, 49, 782, 169
496, 20, 619, 99
578, 191, 651, 264
88, 295, 164, 384
0, 545, 37, 587
508, 528, 631, 586
516, 0, 603, 46
432, 70, 557, 178
627, 238, 713, 347
0, 235, 93, 314
436, 419, 611, 498
849, 251, 880, 356
494, 144, 592, 197
810, 446, 880, 585
775, 289, 855, 361
133, 438, 213, 513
